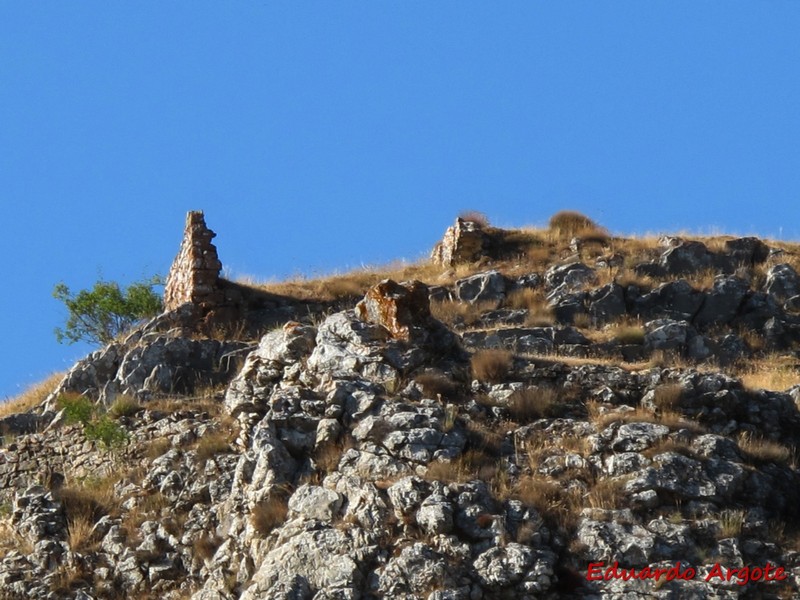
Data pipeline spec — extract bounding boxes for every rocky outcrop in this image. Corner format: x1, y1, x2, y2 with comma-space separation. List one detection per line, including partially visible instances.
6, 219, 800, 599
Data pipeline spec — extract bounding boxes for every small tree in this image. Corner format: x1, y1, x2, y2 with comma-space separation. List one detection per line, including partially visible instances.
53, 276, 163, 345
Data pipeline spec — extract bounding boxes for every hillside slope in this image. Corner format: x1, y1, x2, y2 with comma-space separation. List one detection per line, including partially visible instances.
2, 211, 800, 599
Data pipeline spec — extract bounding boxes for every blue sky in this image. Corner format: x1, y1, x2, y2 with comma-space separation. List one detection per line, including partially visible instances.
2, 3, 799, 399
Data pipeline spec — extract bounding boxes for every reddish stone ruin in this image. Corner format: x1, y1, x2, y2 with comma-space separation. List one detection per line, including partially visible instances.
164, 211, 224, 312
355, 279, 433, 342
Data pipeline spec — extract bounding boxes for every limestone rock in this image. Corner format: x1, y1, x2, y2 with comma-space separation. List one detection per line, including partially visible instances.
454, 270, 507, 304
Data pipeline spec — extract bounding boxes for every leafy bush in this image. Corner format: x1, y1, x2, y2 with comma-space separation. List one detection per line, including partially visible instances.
53, 276, 163, 345
57, 394, 129, 450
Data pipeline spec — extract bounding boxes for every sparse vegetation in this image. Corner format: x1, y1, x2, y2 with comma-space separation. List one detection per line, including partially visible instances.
471, 349, 513, 384
737, 432, 794, 465
507, 387, 559, 422
0, 372, 63, 419
548, 210, 605, 239
58, 394, 129, 449
251, 492, 290, 536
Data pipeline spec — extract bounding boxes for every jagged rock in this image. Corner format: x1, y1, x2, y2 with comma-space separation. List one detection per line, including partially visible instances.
577, 509, 655, 565
454, 270, 506, 304
693, 275, 749, 328
287, 484, 342, 522
373, 543, 462, 598
226, 322, 317, 415
644, 319, 695, 351
241, 527, 373, 599
625, 451, 746, 502
431, 218, 488, 266
659, 240, 714, 275
587, 283, 626, 323
416, 486, 454, 535
725, 237, 770, 265
544, 262, 597, 294
765, 263, 800, 301
324, 473, 389, 530
387, 476, 431, 518
11, 486, 66, 544
635, 280, 705, 322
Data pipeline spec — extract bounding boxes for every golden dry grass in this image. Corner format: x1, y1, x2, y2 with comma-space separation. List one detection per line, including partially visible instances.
431, 299, 497, 328
737, 356, 800, 392
737, 432, 794, 465
507, 387, 559, 423
251, 493, 290, 536
587, 401, 703, 434
471, 349, 514, 384
0, 372, 63, 418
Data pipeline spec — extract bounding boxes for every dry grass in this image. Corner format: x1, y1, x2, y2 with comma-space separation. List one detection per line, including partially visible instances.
718, 509, 746, 539
504, 288, 555, 327
459, 210, 490, 227
145, 437, 172, 460
586, 477, 629, 510
0, 372, 63, 418
507, 387, 559, 423
737, 357, 800, 392
107, 394, 141, 419
431, 299, 496, 328
548, 211, 604, 239
651, 384, 684, 412
414, 371, 461, 402
737, 432, 794, 465
251, 493, 290, 536
256, 261, 455, 304
611, 324, 646, 345
56, 477, 120, 552
471, 349, 514, 384
587, 401, 703, 434
193, 533, 223, 561
314, 436, 355, 474
195, 430, 233, 466
424, 449, 499, 485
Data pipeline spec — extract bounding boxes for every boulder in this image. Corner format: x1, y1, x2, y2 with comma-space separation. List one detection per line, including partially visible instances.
693, 276, 748, 328
659, 241, 714, 275
634, 280, 704, 322
724, 237, 770, 265
544, 262, 597, 294
764, 263, 800, 302
587, 283, 626, 323
454, 271, 507, 304
355, 279, 431, 341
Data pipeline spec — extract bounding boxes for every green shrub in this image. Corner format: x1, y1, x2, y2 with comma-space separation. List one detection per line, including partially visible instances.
53, 276, 163, 345
58, 395, 94, 425
84, 417, 129, 449
57, 394, 128, 450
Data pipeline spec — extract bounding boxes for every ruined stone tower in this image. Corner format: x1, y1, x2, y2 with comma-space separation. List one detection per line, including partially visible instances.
164, 211, 223, 312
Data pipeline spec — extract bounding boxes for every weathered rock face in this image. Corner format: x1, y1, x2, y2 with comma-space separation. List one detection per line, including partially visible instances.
164, 211, 223, 312
355, 279, 433, 342
431, 218, 487, 266
9, 219, 800, 600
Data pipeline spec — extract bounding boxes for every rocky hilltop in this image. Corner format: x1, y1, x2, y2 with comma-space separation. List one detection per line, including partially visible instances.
2, 210, 800, 599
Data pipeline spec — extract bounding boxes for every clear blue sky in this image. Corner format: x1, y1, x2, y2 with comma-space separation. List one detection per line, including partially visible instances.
2, 3, 799, 399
